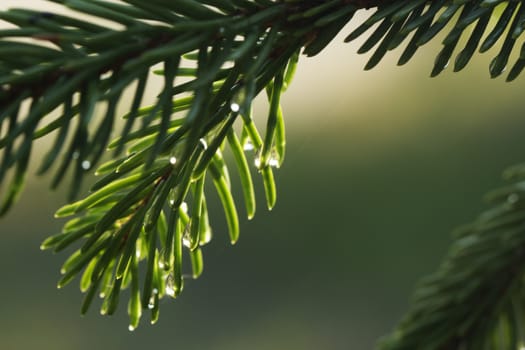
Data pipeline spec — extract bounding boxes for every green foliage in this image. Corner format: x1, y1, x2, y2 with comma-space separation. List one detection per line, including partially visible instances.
380, 164, 525, 350
2, 0, 525, 348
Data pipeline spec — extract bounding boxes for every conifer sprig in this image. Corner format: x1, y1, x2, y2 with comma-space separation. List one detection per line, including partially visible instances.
379, 164, 525, 349
2, 0, 525, 342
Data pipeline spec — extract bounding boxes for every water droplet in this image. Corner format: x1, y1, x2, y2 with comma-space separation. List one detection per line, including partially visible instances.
169, 199, 175, 207
254, 149, 262, 168
135, 247, 141, 258
72, 151, 80, 160
128, 325, 136, 332
147, 296, 155, 309
229, 85, 250, 114
219, 27, 225, 34
199, 138, 208, 150
182, 224, 191, 248
230, 102, 240, 113
180, 202, 188, 214
169, 156, 177, 165
152, 288, 158, 295
165, 274, 175, 297
158, 260, 165, 269
254, 149, 279, 169
269, 158, 279, 168
243, 140, 254, 151
200, 229, 212, 245
81, 160, 91, 170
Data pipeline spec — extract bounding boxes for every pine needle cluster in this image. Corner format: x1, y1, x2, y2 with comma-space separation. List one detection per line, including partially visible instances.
1, 1, 525, 348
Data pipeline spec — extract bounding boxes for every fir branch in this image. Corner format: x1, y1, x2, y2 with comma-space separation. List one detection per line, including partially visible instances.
379, 166, 525, 350
2, 0, 525, 335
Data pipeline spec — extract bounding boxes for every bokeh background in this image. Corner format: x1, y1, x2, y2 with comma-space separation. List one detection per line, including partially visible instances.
2, 2, 525, 349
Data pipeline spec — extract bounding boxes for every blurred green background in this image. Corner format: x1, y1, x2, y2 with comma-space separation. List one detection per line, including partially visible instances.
2, 3, 525, 349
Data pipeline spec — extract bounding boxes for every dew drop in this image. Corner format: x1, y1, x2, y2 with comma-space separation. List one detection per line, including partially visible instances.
169, 156, 177, 165
182, 224, 191, 248
199, 138, 208, 150
180, 202, 188, 214
254, 149, 279, 169
169, 199, 175, 207
230, 102, 240, 113
81, 160, 91, 170
254, 149, 262, 168
269, 157, 279, 168
72, 151, 80, 160
200, 229, 212, 245
165, 274, 175, 297
147, 296, 155, 310
128, 325, 136, 332
243, 140, 254, 151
